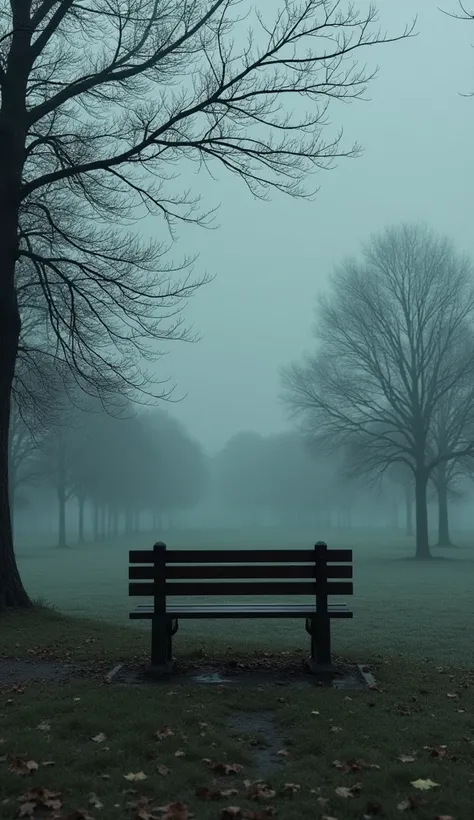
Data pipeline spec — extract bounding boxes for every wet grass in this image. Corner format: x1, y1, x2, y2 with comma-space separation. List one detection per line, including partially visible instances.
1, 607, 474, 819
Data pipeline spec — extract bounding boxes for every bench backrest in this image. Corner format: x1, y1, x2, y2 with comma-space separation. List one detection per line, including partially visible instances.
129, 542, 353, 608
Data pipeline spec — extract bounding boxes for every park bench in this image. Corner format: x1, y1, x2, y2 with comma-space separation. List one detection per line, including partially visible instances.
129, 540, 353, 676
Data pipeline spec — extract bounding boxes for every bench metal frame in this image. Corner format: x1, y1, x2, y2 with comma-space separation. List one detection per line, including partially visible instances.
129, 540, 353, 676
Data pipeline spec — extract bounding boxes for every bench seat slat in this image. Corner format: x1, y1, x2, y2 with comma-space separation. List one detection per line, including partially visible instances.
130, 603, 353, 619
129, 548, 352, 564
129, 564, 352, 580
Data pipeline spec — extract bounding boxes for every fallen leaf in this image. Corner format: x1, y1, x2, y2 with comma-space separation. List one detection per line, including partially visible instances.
246, 783, 276, 800
157, 801, 193, 820
42, 760, 55, 767
18, 787, 62, 814
174, 750, 186, 757
18, 802, 36, 817
330, 726, 342, 733
410, 778, 439, 791
321, 817, 339, 820
435, 816, 455, 820
332, 758, 366, 774
397, 755, 416, 763
425, 745, 452, 759
91, 733, 106, 743
282, 783, 300, 795
156, 726, 174, 740
276, 749, 289, 756
335, 784, 361, 798
36, 721, 51, 732
124, 771, 148, 781
311, 711, 320, 715
9, 757, 39, 775
89, 793, 103, 809
397, 795, 427, 811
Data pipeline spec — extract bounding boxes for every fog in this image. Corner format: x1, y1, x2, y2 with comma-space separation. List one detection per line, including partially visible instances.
12, 0, 474, 554
161, 0, 474, 454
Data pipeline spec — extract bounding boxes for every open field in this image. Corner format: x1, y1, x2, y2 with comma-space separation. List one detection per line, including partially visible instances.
15, 527, 474, 667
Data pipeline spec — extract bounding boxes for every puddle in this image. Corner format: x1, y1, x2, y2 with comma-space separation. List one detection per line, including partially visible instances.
228, 711, 286, 774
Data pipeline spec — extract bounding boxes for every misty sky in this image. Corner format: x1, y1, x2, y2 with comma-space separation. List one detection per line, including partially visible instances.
150, 0, 474, 455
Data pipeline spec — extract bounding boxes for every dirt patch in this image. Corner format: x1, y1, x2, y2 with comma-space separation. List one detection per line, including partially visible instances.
112, 651, 368, 690
228, 711, 287, 774
0, 659, 78, 684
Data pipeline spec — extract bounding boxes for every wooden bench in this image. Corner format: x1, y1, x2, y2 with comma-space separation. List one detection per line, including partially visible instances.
129, 540, 353, 676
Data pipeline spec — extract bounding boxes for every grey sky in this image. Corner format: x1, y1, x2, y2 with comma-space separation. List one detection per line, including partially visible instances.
154, 0, 474, 455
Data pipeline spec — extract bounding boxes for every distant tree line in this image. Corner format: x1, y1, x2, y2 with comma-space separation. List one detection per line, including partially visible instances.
10, 384, 207, 548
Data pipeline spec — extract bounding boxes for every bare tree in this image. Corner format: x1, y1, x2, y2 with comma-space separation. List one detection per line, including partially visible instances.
0, 0, 414, 608
282, 224, 474, 560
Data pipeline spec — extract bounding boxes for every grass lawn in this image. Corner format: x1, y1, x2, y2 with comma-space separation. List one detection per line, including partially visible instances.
1, 608, 474, 819
14, 526, 474, 666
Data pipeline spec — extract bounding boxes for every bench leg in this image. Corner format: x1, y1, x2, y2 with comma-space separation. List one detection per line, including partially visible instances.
146, 616, 173, 677
307, 615, 336, 675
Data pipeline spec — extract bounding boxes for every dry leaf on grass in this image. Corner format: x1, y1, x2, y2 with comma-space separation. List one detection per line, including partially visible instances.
18, 787, 62, 815
335, 783, 362, 798
276, 749, 289, 756
157, 801, 193, 820
124, 772, 148, 781
9, 757, 39, 775
174, 750, 186, 758
89, 793, 103, 809
36, 721, 51, 732
18, 802, 37, 817
246, 783, 276, 800
397, 796, 427, 811
332, 759, 371, 774
410, 778, 439, 791
91, 733, 106, 743
156, 726, 174, 740
282, 783, 300, 795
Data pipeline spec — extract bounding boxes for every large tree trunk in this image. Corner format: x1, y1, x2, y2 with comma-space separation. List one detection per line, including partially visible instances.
414, 467, 430, 559
436, 465, 452, 546
0, 0, 34, 609
0, 366, 32, 607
